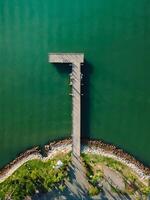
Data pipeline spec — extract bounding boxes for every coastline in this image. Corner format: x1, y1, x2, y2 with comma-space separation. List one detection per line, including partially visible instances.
0, 138, 149, 185
82, 140, 150, 185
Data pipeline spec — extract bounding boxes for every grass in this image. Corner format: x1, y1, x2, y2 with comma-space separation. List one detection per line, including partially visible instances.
0, 153, 71, 200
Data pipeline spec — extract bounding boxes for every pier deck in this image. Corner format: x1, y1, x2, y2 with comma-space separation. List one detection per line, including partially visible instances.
49, 53, 84, 156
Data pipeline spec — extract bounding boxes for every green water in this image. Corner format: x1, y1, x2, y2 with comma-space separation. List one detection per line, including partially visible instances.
0, 0, 150, 168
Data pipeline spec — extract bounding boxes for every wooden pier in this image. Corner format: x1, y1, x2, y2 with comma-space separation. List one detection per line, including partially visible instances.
49, 53, 84, 157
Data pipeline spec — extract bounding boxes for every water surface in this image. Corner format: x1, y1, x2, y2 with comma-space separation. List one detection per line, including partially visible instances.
0, 0, 150, 168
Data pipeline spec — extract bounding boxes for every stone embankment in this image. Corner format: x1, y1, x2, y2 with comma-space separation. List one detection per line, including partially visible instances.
0, 147, 41, 183
0, 138, 149, 185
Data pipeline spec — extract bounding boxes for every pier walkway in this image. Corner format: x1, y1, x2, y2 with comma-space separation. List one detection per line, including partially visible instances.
49, 53, 84, 157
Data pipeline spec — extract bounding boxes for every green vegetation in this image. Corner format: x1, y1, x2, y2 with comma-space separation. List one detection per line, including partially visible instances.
0, 153, 71, 200
88, 185, 100, 196
82, 153, 150, 199
0, 152, 149, 199
82, 153, 125, 172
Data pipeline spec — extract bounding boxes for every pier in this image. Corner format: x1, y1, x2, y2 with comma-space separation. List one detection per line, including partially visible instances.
49, 53, 84, 157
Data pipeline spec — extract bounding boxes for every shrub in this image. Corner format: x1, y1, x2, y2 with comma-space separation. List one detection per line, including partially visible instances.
88, 186, 100, 196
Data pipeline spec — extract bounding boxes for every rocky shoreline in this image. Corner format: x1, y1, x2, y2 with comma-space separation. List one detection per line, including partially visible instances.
0, 138, 149, 185
82, 140, 150, 184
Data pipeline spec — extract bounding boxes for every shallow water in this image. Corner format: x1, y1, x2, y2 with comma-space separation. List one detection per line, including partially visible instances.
0, 0, 150, 168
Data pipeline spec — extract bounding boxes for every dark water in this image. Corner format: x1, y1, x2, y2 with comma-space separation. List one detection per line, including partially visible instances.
0, 0, 150, 168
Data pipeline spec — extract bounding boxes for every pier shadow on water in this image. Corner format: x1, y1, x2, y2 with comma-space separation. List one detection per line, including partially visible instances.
54, 63, 72, 74
81, 60, 93, 140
